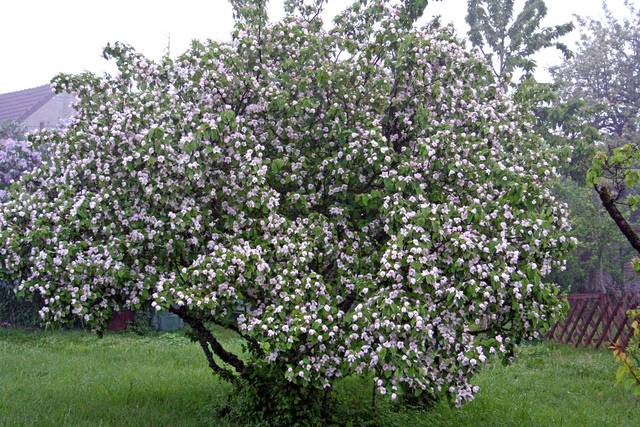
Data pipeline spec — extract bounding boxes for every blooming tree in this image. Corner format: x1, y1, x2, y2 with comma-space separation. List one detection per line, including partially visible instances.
0, 0, 572, 409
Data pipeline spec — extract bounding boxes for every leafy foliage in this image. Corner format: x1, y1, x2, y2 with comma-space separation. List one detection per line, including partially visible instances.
588, 143, 640, 264
466, 0, 573, 82
611, 309, 640, 397
509, 75, 626, 293
550, 179, 629, 292
513, 77, 599, 181
223, 361, 329, 426
0, 0, 572, 416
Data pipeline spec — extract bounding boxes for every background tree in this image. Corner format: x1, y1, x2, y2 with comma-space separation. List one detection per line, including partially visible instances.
0, 0, 572, 421
551, 177, 631, 292
466, 0, 573, 83
512, 77, 632, 292
558, 0, 640, 246
553, 1, 640, 139
552, 1, 640, 292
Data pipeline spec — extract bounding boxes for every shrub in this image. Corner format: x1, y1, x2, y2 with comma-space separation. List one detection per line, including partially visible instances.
0, 0, 573, 418
0, 120, 26, 140
129, 306, 154, 335
0, 137, 43, 326
0, 138, 42, 201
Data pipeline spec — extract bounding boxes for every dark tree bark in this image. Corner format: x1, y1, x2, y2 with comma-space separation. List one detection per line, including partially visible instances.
595, 184, 640, 254
169, 306, 246, 379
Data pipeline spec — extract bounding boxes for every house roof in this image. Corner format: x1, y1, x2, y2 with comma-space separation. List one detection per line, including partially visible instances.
0, 85, 55, 124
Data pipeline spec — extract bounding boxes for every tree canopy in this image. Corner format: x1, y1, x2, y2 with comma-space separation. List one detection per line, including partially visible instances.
553, 1, 640, 138
0, 0, 572, 415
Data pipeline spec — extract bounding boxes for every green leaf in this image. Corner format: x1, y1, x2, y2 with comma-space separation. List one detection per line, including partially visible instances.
271, 158, 286, 173
184, 140, 198, 154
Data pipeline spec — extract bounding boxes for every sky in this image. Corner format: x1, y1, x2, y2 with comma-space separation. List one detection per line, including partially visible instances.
0, 0, 633, 94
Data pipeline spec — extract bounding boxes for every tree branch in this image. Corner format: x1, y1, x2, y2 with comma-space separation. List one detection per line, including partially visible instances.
195, 335, 238, 383
169, 305, 246, 375
595, 184, 640, 254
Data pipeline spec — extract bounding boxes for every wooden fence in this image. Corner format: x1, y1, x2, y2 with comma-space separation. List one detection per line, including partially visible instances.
547, 292, 640, 349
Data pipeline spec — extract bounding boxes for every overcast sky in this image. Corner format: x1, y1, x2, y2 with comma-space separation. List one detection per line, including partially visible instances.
0, 0, 633, 94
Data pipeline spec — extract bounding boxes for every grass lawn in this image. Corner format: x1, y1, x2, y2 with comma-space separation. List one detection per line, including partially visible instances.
0, 329, 637, 426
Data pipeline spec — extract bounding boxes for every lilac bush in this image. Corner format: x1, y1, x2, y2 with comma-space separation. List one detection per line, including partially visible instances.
0, 0, 573, 410
0, 138, 42, 201
0, 138, 42, 327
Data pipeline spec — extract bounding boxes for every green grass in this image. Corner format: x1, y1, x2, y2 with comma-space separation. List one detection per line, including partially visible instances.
0, 329, 637, 426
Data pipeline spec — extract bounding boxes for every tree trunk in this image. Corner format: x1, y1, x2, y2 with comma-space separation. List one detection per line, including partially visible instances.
168, 306, 245, 382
